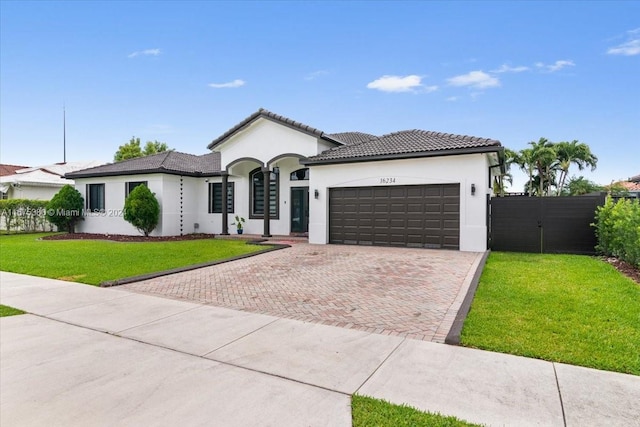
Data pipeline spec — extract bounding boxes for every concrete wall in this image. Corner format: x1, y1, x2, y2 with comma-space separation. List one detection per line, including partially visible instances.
307, 153, 492, 252
4, 185, 61, 201
75, 174, 166, 236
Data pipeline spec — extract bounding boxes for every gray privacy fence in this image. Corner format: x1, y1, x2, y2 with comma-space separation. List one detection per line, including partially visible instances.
489, 194, 607, 254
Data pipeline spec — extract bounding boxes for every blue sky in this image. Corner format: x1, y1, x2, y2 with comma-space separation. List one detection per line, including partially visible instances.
1, 1, 638, 190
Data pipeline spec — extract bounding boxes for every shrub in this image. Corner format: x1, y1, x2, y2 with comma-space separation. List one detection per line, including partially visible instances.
46, 185, 84, 233
594, 197, 640, 267
0, 199, 50, 233
123, 185, 159, 236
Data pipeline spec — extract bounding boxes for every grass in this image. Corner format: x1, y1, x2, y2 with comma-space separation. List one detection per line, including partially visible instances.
352, 395, 481, 427
0, 233, 265, 285
0, 304, 26, 317
461, 252, 640, 375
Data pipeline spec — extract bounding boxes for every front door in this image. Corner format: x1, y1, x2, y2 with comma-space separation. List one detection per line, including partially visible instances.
291, 187, 309, 233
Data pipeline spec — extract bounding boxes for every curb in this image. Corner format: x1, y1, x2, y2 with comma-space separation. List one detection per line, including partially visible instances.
100, 241, 290, 287
444, 249, 490, 345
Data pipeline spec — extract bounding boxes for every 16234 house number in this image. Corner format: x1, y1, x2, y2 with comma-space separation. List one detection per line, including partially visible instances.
379, 177, 396, 184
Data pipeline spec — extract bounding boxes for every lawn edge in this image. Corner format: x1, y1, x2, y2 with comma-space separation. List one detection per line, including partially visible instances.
445, 249, 490, 345
99, 242, 290, 287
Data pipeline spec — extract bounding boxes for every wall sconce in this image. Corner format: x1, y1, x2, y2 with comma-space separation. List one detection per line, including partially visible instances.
272, 166, 280, 174
314, 189, 319, 199
471, 183, 476, 196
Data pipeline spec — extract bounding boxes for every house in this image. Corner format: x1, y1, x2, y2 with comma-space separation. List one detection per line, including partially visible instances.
0, 161, 104, 200
616, 174, 640, 198
66, 109, 504, 251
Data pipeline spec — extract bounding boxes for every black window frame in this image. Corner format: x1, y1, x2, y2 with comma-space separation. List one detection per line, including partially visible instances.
86, 183, 105, 212
208, 182, 235, 214
125, 181, 148, 199
249, 167, 279, 219
290, 168, 309, 181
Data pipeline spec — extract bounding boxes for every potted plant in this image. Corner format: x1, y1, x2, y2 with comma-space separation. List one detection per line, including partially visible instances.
231, 215, 246, 234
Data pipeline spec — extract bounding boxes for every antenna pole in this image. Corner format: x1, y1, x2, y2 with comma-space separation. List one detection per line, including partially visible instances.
63, 104, 66, 163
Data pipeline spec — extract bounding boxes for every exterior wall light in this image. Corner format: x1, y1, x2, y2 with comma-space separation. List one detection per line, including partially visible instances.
471, 183, 476, 195
314, 189, 319, 199
272, 166, 280, 174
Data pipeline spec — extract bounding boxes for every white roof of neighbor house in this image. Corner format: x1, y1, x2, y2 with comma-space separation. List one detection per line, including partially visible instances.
0, 161, 105, 193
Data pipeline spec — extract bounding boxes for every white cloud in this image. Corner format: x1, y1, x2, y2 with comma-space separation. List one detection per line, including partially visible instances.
536, 60, 575, 72
446, 71, 500, 89
304, 70, 330, 80
445, 96, 459, 102
208, 79, 246, 89
607, 29, 640, 56
128, 48, 161, 58
422, 85, 439, 93
366, 75, 425, 93
491, 64, 529, 73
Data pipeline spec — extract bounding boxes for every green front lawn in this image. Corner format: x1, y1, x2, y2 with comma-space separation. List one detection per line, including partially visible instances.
352, 395, 481, 427
461, 252, 640, 375
0, 233, 264, 285
0, 304, 26, 317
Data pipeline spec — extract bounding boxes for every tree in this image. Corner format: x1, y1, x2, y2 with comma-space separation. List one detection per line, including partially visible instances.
564, 176, 603, 196
493, 148, 517, 196
529, 137, 558, 197
123, 185, 160, 236
513, 148, 536, 196
114, 137, 171, 162
555, 140, 598, 196
45, 185, 84, 233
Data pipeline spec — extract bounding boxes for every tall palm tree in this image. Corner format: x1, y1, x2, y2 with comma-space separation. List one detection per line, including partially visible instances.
555, 140, 598, 196
494, 148, 518, 196
514, 148, 536, 196
529, 137, 558, 197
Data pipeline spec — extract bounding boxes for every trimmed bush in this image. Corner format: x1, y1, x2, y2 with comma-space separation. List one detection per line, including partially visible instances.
46, 185, 84, 233
0, 199, 50, 232
123, 185, 159, 236
594, 197, 640, 267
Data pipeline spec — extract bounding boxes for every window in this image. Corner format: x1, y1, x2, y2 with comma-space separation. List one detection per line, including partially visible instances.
86, 183, 105, 212
250, 167, 278, 218
290, 168, 309, 181
0, 191, 7, 200
208, 182, 234, 213
125, 181, 147, 198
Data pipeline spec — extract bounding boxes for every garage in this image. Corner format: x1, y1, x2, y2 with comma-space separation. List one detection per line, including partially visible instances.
329, 184, 460, 249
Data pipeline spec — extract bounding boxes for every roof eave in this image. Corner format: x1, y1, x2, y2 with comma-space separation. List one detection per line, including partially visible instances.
208, 110, 328, 150
301, 145, 504, 166
65, 169, 222, 179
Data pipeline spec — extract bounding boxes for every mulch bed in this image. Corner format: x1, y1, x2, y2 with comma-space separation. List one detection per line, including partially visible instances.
41, 233, 216, 242
604, 257, 640, 285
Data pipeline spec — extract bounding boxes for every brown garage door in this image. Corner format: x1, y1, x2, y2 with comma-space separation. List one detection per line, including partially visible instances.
329, 184, 460, 249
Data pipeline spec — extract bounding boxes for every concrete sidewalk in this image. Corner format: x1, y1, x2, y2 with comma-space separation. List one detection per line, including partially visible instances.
1, 272, 638, 426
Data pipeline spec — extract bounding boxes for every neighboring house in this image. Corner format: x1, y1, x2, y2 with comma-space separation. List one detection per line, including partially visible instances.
66, 109, 504, 251
616, 174, 640, 198
0, 161, 105, 200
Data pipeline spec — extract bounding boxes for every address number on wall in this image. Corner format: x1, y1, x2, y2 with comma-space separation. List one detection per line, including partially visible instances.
379, 177, 397, 184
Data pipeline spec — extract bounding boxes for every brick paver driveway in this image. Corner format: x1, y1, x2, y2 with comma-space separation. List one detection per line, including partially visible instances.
122, 244, 483, 342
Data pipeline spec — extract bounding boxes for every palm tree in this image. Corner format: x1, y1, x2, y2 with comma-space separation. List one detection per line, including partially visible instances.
529, 137, 558, 197
494, 148, 518, 196
555, 140, 598, 196
514, 148, 536, 196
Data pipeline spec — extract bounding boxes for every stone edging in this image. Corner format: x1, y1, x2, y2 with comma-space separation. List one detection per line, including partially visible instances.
99, 241, 290, 287
444, 249, 490, 345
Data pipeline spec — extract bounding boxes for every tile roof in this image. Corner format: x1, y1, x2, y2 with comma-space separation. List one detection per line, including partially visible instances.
208, 108, 343, 149
0, 164, 29, 176
303, 129, 502, 164
66, 151, 221, 178
326, 132, 378, 145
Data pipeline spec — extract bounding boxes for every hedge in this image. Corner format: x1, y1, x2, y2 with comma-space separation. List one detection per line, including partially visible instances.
594, 197, 640, 267
0, 199, 52, 233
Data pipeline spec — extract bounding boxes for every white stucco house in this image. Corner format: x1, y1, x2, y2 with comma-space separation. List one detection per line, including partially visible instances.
66, 109, 504, 251
0, 161, 105, 201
